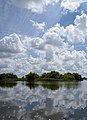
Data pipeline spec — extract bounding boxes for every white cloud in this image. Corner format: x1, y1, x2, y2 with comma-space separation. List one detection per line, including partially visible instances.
0, 59, 8, 68
30, 37, 45, 50
11, 0, 59, 13
64, 13, 87, 44
0, 33, 25, 58
61, 0, 87, 12
43, 31, 64, 47
45, 46, 54, 62
30, 20, 45, 31
42, 14, 87, 45
65, 25, 85, 44
74, 13, 87, 32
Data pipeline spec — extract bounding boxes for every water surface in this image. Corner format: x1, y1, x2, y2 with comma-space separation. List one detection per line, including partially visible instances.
0, 80, 87, 120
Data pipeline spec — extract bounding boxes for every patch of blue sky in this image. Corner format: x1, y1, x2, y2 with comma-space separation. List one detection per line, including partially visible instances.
59, 2, 87, 27
0, 1, 45, 37
30, 2, 63, 32
79, 2, 87, 13
0, 0, 64, 37
74, 41, 87, 59
0, 4, 32, 36
74, 44, 86, 51
27, 49, 40, 58
59, 10, 81, 27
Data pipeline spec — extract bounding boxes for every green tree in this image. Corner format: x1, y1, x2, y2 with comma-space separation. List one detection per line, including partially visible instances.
50, 71, 60, 78
0, 73, 17, 80
41, 71, 60, 79
63, 73, 75, 81
73, 73, 83, 81
26, 72, 39, 81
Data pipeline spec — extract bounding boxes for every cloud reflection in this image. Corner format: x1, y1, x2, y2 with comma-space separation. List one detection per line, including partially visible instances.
0, 81, 87, 119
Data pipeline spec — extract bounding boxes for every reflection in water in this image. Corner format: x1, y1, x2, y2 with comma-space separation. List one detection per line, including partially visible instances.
63, 82, 79, 89
42, 82, 60, 90
26, 83, 39, 89
0, 80, 87, 119
25, 81, 79, 90
0, 82, 17, 88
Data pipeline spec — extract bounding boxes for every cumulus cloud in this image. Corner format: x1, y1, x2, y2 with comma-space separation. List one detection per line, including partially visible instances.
30, 37, 45, 50
65, 25, 85, 44
30, 20, 45, 31
0, 62, 8, 69
74, 13, 87, 32
61, 0, 87, 12
0, 33, 25, 58
64, 13, 87, 44
11, 0, 59, 13
45, 46, 54, 62
42, 13, 87, 45
43, 31, 64, 47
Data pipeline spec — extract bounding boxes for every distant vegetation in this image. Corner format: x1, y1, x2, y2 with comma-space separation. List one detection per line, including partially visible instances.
25, 71, 83, 82
0, 73, 17, 80
0, 71, 83, 83
26, 72, 39, 81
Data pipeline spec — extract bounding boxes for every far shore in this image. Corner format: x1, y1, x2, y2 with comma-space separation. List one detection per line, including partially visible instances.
0, 71, 85, 83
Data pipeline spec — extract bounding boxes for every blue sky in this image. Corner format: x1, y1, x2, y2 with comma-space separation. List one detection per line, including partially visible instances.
0, 0, 87, 77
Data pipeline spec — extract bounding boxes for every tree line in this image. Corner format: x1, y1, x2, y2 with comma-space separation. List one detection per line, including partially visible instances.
0, 71, 83, 81
25, 71, 83, 81
0, 73, 17, 80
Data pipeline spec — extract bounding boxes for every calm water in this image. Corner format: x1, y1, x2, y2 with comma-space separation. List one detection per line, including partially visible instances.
0, 80, 87, 120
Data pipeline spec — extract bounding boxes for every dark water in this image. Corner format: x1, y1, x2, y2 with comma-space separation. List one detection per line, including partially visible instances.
0, 80, 87, 120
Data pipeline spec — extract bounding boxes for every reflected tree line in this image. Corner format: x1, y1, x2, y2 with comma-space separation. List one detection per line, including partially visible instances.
0, 80, 80, 90
0, 83, 17, 88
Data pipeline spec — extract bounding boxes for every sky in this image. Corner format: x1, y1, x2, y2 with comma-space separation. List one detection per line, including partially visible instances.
0, 0, 87, 77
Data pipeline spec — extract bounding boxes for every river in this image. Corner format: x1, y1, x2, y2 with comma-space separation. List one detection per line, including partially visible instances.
0, 80, 87, 120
